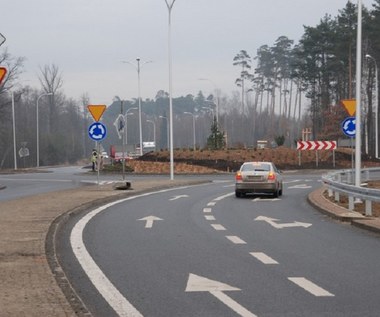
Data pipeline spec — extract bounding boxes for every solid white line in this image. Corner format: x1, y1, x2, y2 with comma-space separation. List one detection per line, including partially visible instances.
70, 185, 202, 316
226, 236, 246, 244
250, 252, 278, 264
71, 202, 144, 317
205, 215, 216, 221
211, 224, 226, 230
288, 277, 334, 297
203, 207, 212, 213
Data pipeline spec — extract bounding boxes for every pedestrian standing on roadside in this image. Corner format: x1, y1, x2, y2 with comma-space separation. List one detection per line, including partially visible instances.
91, 149, 97, 171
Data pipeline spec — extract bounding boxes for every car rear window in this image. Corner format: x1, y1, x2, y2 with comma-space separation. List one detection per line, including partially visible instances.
241, 163, 271, 172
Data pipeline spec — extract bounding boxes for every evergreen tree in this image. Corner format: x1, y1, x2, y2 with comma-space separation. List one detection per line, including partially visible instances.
206, 116, 225, 150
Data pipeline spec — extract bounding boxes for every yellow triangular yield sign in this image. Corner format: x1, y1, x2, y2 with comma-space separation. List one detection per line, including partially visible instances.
87, 105, 106, 122
340, 99, 356, 116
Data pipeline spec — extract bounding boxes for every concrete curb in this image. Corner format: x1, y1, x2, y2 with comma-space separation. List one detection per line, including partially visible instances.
308, 186, 380, 234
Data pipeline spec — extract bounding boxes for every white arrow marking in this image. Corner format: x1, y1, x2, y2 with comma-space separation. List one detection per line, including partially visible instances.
185, 274, 257, 317
254, 216, 312, 229
169, 194, 189, 201
138, 215, 163, 228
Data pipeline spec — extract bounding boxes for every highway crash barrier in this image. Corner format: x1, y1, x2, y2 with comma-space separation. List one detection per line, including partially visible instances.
322, 168, 380, 216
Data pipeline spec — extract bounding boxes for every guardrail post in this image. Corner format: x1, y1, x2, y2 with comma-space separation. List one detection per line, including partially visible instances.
365, 200, 372, 216
348, 196, 354, 211
334, 191, 340, 202
365, 170, 370, 182
347, 172, 352, 184
328, 188, 333, 197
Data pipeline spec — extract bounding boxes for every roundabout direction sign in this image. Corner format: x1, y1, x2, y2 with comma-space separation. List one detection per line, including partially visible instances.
342, 116, 356, 137
88, 122, 107, 141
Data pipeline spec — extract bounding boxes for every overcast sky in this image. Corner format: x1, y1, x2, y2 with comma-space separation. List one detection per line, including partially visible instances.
1, 0, 374, 104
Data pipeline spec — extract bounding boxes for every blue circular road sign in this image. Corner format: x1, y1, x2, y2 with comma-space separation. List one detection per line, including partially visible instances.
88, 122, 107, 141
341, 116, 356, 137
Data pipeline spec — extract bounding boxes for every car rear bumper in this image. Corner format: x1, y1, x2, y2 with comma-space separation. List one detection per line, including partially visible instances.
235, 182, 277, 193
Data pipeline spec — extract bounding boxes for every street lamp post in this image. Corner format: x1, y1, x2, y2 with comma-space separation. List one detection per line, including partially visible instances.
366, 54, 379, 159
11, 91, 17, 170
184, 112, 196, 151
164, 0, 176, 180
36, 92, 53, 167
159, 115, 170, 149
146, 120, 156, 151
122, 58, 151, 157
355, 0, 363, 188
124, 107, 138, 146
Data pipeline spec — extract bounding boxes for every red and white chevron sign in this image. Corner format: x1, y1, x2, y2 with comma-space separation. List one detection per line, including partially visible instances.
297, 140, 337, 150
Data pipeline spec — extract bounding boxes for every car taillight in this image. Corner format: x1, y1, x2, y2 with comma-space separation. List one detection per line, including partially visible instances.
267, 172, 276, 181
236, 172, 242, 181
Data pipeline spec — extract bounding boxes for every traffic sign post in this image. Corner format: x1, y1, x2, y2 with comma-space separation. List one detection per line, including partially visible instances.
88, 122, 107, 141
0, 33, 5, 47
87, 105, 106, 122
341, 99, 356, 117
0, 67, 7, 86
296, 140, 337, 167
341, 116, 356, 174
87, 105, 107, 185
341, 116, 356, 137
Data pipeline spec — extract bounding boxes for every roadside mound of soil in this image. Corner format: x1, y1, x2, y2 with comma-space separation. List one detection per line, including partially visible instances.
136, 147, 380, 172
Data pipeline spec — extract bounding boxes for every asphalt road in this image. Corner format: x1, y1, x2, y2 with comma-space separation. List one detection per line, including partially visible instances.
56, 172, 380, 317
0, 166, 212, 201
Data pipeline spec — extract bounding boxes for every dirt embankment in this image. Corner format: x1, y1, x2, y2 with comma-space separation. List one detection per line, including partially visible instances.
132, 147, 380, 173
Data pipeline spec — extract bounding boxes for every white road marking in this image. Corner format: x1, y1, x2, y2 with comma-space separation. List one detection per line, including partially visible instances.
226, 236, 247, 244
288, 184, 312, 189
71, 202, 144, 317
213, 192, 234, 201
70, 186, 201, 317
283, 179, 301, 184
288, 277, 334, 297
211, 224, 226, 230
169, 194, 189, 201
205, 215, 216, 221
207, 202, 216, 206
185, 274, 257, 317
252, 198, 280, 202
203, 207, 212, 213
250, 252, 279, 264
254, 216, 312, 229
137, 216, 163, 228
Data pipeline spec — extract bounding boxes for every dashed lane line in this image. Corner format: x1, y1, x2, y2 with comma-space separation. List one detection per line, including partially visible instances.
211, 224, 227, 231
226, 236, 247, 244
205, 215, 216, 221
288, 277, 334, 297
250, 252, 279, 264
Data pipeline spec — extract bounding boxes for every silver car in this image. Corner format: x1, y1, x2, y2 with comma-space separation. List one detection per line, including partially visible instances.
235, 161, 283, 198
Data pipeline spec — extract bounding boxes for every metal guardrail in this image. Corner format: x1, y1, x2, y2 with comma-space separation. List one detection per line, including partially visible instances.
322, 168, 380, 216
